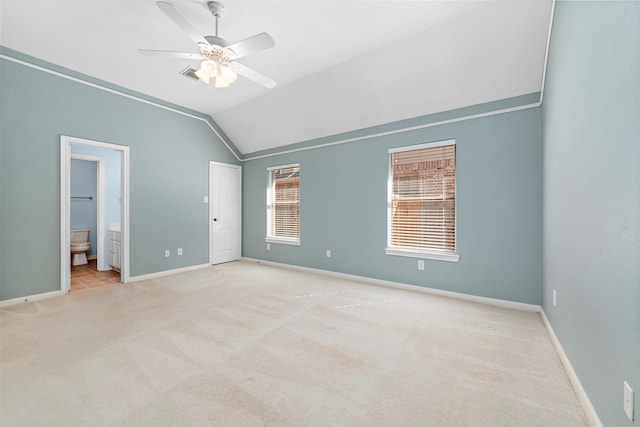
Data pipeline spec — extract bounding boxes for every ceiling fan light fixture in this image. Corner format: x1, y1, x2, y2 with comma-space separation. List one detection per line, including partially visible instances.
214, 65, 236, 88
223, 65, 237, 84
195, 60, 217, 84
194, 69, 209, 84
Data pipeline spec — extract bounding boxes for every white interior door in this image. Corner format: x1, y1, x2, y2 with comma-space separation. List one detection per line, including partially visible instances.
209, 162, 242, 264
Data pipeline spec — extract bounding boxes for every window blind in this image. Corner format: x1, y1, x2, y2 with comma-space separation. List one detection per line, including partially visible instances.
389, 143, 456, 253
269, 166, 300, 240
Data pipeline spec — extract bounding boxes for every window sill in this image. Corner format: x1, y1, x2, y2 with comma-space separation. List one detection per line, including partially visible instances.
265, 237, 301, 246
385, 247, 459, 262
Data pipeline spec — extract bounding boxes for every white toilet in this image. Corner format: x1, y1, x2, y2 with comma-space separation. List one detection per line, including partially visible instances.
70, 229, 91, 266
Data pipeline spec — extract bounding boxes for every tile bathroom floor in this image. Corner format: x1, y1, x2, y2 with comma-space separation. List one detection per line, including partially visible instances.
70, 259, 121, 291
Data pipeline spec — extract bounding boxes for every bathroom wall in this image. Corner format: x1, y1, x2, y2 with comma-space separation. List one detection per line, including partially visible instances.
70, 159, 98, 256
71, 144, 122, 270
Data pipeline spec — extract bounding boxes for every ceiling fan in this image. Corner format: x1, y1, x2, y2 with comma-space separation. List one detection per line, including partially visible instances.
139, 1, 276, 89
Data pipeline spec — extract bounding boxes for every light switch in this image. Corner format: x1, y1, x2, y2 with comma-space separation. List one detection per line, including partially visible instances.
624, 381, 634, 421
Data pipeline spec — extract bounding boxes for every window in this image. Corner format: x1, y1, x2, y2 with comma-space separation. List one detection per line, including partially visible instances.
266, 164, 300, 245
386, 140, 459, 262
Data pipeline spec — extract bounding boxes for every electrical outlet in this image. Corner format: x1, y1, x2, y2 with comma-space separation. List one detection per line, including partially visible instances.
177, 248, 183, 256
326, 249, 331, 258
164, 250, 170, 258
418, 260, 425, 270
553, 289, 557, 307
203, 195, 208, 203
624, 381, 634, 421
266, 243, 270, 250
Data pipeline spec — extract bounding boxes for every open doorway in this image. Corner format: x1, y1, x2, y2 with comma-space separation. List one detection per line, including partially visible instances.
60, 135, 130, 294
69, 154, 122, 289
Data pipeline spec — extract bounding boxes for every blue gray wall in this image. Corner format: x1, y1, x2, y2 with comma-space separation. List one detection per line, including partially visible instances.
70, 159, 98, 256
0, 48, 240, 300
243, 99, 543, 305
542, 1, 639, 425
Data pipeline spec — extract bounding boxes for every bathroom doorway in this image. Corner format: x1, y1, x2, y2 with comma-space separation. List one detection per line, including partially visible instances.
70, 155, 101, 268
69, 154, 120, 289
60, 135, 130, 294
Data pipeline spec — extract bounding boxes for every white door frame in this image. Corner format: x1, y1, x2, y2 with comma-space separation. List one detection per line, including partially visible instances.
209, 161, 242, 265
70, 154, 105, 270
60, 135, 130, 293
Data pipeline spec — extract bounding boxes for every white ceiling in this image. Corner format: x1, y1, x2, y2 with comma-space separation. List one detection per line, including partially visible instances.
0, 0, 553, 155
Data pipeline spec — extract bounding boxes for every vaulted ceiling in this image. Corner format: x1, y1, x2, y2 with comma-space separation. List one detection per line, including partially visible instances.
0, 0, 553, 154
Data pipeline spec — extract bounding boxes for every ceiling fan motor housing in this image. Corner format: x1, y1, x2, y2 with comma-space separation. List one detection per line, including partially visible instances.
200, 36, 235, 63
203, 36, 228, 48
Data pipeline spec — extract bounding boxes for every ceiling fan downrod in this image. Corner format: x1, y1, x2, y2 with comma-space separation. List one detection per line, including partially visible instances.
207, 1, 225, 38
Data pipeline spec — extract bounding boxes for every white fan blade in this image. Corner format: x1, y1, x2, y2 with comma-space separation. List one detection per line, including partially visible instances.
230, 62, 276, 89
156, 1, 208, 46
139, 49, 203, 60
227, 33, 275, 59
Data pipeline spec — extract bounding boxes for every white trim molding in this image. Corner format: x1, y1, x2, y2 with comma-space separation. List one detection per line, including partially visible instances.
540, 310, 602, 427
241, 257, 540, 312
0, 291, 64, 308
388, 139, 456, 153
244, 103, 539, 161
128, 263, 210, 282
61, 135, 131, 294
385, 248, 460, 262
539, 0, 557, 106
265, 237, 301, 246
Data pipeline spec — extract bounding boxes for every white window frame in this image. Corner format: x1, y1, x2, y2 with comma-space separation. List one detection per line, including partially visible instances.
385, 140, 459, 262
265, 163, 301, 246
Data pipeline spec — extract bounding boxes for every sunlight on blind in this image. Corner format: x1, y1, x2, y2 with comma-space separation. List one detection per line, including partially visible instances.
270, 166, 300, 239
390, 144, 456, 253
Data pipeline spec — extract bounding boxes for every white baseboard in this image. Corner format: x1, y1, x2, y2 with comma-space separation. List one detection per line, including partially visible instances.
540, 310, 602, 427
128, 263, 210, 282
0, 290, 65, 308
240, 257, 541, 312
87, 255, 98, 260
1, 264, 211, 306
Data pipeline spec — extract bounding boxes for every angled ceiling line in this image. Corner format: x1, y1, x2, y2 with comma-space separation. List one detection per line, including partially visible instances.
538, 0, 557, 106
0, 52, 241, 161
241, 101, 541, 161
240, 0, 557, 161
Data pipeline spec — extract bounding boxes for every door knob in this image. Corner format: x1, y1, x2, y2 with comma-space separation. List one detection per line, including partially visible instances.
213, 218, 218, 221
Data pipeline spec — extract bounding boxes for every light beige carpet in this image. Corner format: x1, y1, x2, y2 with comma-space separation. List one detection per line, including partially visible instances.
1, 261, 588, 426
